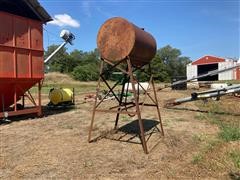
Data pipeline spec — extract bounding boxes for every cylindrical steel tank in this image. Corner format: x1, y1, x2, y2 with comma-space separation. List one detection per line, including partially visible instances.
49, 88, 73, 105
97, 17, 157, 67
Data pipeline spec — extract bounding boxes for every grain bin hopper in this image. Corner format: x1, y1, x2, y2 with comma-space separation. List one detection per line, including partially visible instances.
0, 0, 51, 119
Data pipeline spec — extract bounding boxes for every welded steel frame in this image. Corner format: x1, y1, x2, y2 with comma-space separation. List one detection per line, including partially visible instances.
0, 81, 42, 119
88, 57, 164, 154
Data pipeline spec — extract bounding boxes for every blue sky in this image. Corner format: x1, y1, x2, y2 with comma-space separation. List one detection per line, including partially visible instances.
39, 0, 239, 61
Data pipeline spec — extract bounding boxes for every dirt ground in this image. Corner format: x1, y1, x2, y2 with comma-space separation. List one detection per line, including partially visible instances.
0, 86, 239, 179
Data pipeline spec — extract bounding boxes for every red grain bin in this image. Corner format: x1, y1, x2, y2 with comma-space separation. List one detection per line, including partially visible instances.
0, 0, 51, 118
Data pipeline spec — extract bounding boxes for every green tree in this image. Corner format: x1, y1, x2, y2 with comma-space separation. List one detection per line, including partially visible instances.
71, 49, 100, 81
44, 44, 69, 73
72, 64, 99, 81
151, 53, 170, 82
44, 44, 191, 82
151, 45, 191, 82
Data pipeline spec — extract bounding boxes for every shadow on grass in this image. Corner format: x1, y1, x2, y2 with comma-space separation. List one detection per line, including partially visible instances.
42, 105, 75, 116
90, 119, 162, 145
229, 172, 240, 180
118, 119, 159, 134
0, 105, 75, 125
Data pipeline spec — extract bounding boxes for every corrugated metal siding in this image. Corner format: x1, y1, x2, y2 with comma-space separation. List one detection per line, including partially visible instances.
186, 64, 197, 80
0, 11, 44, 79
0, 10, 44, 111
192, 55, 225, 65
218, 61, 235, 80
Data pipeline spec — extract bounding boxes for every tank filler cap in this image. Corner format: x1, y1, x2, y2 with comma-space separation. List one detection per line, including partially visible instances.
60, 29, 75, 45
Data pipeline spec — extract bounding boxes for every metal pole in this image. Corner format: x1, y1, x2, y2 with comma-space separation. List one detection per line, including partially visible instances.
114, 72, 128, 130
127, 58, 148, 154
38, 81, 42, 117
149, 64, 164, 136
44, 41, 68, 64
88, 61, 104, 142
1, 94, 5, 120
166, 85, 240, 107
164, 64, 240, 89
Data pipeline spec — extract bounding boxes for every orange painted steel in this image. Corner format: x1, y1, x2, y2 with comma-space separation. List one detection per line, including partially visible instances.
0, 11, 44, 118
97, 17, 157, 67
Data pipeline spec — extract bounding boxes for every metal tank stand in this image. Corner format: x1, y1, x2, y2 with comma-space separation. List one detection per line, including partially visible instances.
88, 57, 164, 154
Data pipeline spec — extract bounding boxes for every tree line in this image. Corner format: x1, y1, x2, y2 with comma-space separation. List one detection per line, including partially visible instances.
44, 45, 191, 82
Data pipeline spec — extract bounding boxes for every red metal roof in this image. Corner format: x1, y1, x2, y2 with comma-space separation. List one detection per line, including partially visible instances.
0, 0, 52, 23
192, 55, 225, 65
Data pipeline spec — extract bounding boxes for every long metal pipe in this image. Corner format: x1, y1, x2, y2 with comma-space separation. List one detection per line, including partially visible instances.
165, 84, 240, 107
44, 30, 75, 64
169, 64, 240, 88
44, 41, 68, 64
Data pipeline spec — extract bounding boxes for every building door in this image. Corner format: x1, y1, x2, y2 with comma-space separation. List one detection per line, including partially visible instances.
197, 63, 218, 81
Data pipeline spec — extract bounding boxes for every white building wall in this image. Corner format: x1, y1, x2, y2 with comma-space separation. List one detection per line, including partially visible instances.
124, 82, 150, 93
218, 61, 235, 80
186, 64, 197, 80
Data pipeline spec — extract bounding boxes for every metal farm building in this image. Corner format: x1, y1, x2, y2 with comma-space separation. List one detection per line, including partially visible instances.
0, 0, 51, 118
187, 55, 240, 81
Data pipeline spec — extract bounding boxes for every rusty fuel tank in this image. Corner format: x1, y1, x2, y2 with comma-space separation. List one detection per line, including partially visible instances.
97, 17, 157, 67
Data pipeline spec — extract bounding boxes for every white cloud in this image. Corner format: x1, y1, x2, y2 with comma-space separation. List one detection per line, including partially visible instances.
81, 1, 117, 18
96, 7, 114, 18
82, 1, 92, 17
48, 14, 80, 28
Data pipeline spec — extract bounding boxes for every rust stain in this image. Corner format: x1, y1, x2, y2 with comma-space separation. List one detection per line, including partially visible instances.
97, 17, 157, 66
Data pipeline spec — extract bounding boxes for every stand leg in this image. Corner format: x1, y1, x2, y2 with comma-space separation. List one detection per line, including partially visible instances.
127, 59, 148, 154
37, 81, 42, 117
149, 65, 164, 136
114, 114, 120, 130
14, 85, 17, 111
88, 61, 104, 142
114, 74, 128, 130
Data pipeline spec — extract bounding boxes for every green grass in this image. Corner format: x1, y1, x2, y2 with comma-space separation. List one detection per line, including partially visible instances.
176, 118, 185, 121
121, 115, 130, 121
192, 154, 203, 164
195, 114, 206, 121
192, 133, 208, 143
191, 135, 222, 164
216, 80, 240, 84
219, 125, 240, 142
204, 138, 221, 151
194, 102, 240, 142
30, 86, 53, 94
29, 83, 97, 95
193, 100, 240, 169
229, 150, 240, 169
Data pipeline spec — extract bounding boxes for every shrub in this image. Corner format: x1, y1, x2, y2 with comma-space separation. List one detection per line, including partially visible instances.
72, 64, 99, 81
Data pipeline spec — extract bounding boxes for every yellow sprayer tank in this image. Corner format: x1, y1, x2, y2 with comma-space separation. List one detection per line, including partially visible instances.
49, 88, 74, 105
